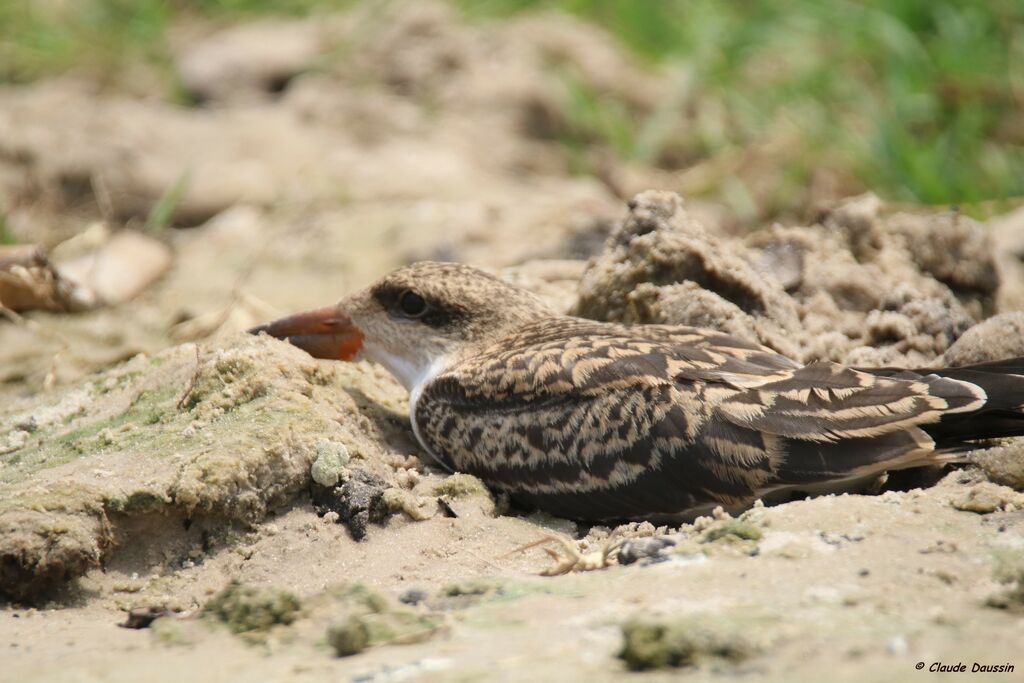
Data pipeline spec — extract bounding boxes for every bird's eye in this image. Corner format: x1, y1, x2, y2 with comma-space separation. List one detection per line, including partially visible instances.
398, 290, 427, 317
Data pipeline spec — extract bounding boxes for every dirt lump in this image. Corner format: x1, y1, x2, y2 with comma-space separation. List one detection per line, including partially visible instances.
177, 20, 327, 104
885, 210, 999, 311
950, 482, 1024, 514
971, 441, 1024, 491
577, 191, 994, 366
0, 335, 408, 600
309, 440, 350, 488
311, 469, 391, 541
576, 191, 803, 357
0, 504, 110, 603
942, 313, 1024, 367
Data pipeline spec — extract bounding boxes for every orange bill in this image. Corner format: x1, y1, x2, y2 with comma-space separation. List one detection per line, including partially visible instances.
248, 306, 363, 361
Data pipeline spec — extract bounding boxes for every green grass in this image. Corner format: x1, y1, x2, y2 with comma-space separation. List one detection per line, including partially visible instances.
145, 169, 191, 235
1, 0, 1021, 212
0, 0, 171, 85
0, 0, 354, 86
462, 0, 1024, 210
0, 214, 16, 245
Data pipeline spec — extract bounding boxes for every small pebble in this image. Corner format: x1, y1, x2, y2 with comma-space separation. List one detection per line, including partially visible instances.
399, 588, 429, 606
618, 536, 677, 565
886, 635, 908, 656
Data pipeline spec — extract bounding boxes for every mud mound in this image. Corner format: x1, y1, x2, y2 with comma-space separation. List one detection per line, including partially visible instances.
0, 335, 410, 601
575, 192, 803, 358
942, 313, 1024, 367
0, 1, 653, 243
577, 191, 996, 366
176, 20, 327, 104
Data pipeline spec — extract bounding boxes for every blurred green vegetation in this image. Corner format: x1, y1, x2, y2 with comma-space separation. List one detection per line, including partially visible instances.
1, 0, 1022, 210
0, 1, 354, 85
0, 214, 16, 245
465, 0, 1024, 209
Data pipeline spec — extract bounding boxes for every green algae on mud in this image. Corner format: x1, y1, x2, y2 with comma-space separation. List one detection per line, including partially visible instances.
431, 472, 498, 517
441, 578, 504, 598
431, 473, 490, 499
985, 548, 1024, 614
618, 615, 762, 671
321, 583, 443, 656
326, 616, 370, 656
702, 518, 763, 544
199, 580, 444, 656
204, 580, 304, 634
0, 334, 409, 602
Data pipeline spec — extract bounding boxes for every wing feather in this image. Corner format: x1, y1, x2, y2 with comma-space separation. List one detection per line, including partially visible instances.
414, 318, 954, 520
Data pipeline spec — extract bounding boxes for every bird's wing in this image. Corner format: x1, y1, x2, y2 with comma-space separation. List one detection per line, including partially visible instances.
414, 319, 977, 520
710, 360, 988, 489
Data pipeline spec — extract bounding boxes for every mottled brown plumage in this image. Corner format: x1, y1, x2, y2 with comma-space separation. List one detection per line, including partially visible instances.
252, 262, 1024, 521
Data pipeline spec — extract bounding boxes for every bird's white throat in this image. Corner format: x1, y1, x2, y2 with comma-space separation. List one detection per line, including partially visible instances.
358, 341, 451, 469
360, 342, 448, 398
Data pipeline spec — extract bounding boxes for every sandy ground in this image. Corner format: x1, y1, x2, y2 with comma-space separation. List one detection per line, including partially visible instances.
2, 3, 1024, 681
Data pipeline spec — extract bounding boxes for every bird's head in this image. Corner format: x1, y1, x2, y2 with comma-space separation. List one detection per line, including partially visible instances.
249, 261, 553, 392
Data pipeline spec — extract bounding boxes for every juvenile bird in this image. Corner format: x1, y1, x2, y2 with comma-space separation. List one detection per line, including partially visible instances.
250, 261, 1024, 521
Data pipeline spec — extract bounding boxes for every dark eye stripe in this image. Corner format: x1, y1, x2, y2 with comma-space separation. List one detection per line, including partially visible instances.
371, 283, 470, 330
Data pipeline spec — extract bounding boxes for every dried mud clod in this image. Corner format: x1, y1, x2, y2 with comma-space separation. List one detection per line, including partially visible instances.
950, 482, 1024, 515
0, 228, 169, 315
942, 313, 1024, 367
576, 191, 803, 359
312, 468, 391, 541
431, 473, 490, 498
0, 334, 409, 599
885, 210, 999, 311
578, 191, 994, 367
618, 616, 760, 671
176, 20, 327, 104
0, 505, 111, 603
971, 441, 1024, 491
310, 440, 350, 488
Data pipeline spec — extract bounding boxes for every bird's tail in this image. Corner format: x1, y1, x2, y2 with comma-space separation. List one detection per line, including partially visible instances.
861, 357, 1024, 453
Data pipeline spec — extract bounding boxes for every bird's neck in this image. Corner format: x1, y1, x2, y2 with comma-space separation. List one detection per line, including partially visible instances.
360, 339, 450, 394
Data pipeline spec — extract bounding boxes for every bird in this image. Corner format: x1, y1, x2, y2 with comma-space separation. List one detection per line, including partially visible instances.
250, 261, 1024, 522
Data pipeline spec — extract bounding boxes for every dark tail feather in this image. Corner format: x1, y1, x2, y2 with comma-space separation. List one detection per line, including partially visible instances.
860, 357, 1024, 450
